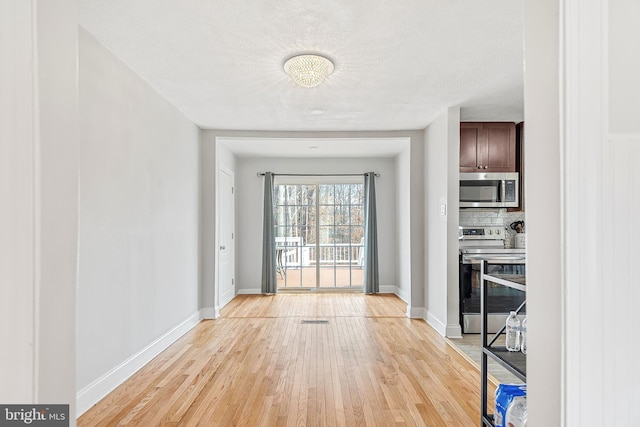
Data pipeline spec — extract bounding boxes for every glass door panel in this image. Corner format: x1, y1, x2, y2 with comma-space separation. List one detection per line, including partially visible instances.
275, 181, 364, 290
274, 184, 308, 289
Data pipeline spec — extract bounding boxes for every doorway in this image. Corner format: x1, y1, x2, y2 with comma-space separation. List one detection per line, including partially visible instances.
274, 179, 365, 290
218, 167, 235, 308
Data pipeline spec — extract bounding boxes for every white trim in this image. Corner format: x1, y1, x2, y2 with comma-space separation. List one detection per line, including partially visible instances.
562, 0, 607, 425
200, 307, 217, 319
239, 288, 402, 296
378, 285, 396, 294
407, 306, 426, 319
215, 136, 409, 158
609, 133, 640, 140
76, 311, 201, 417
393, 286, 410, 304
445, 324, 462, 339
426, 310, 447, 336
237, 288, 262, 295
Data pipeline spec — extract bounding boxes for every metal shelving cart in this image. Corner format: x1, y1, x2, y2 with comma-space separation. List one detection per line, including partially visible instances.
480, 260, 526, 426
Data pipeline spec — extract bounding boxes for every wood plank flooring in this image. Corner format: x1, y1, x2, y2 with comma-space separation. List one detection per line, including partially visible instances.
78, 294, 490, 426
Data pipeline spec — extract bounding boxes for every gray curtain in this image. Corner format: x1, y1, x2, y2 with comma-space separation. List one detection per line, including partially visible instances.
363, 172, 379, 294
261, 172, 278, 294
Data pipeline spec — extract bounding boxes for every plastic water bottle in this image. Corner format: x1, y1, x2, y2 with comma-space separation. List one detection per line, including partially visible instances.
495, 384, 526, 427
520, 317, 527, 354
505, 395, 527, 427
505, 311, 521, 352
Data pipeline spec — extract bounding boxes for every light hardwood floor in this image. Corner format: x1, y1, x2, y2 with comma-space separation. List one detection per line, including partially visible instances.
79, 294, 491, 426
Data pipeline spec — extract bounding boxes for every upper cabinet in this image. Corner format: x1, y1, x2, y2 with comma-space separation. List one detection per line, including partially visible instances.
460, 122, 516, 172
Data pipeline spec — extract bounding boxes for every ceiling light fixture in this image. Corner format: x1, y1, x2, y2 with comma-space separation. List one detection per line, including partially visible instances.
283, 54, 334, 88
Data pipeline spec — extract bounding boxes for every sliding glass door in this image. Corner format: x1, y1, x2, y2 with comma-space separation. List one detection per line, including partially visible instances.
274, 180, 364, 289
274, 183, 316, 288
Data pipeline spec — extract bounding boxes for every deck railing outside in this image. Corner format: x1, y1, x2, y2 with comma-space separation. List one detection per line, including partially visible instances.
278, 243, 364, 268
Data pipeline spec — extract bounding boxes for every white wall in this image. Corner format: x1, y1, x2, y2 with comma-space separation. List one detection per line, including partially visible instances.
423, 108, 460, 337
391, 131, 428, 316
560, 1, 640, 425
200, 132, 214, 313
395, 149, 411, 303
0, 0, 78, 417
523, 1, 561, 425
235, 156, 397, 292
445, 108, 461, 337
199, 130, 421, 305
424, 112, 447, 333
200, 135, 237, 317
217, 140, 238, 172
76, 29, 200, 412
408, 135, 426, 315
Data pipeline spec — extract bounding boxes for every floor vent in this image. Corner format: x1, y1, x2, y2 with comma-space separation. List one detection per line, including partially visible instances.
301, 319, 329, 324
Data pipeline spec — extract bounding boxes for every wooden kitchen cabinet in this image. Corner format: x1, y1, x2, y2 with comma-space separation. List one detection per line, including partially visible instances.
460, 122, 516, 172
509, 122, 525, 212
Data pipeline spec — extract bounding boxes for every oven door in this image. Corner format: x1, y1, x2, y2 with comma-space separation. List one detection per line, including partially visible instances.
459, 256, 526, 333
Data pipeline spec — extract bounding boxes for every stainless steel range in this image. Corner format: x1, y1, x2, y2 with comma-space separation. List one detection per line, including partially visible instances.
459, 226, 526, 333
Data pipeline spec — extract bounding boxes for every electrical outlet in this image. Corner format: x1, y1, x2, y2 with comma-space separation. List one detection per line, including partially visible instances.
440, 204, 447, 216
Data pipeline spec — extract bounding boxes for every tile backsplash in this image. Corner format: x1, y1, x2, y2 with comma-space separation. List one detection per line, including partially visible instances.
459, 209, 525, 246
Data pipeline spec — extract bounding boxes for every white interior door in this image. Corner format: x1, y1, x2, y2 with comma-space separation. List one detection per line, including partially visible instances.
218, 167, 235, 308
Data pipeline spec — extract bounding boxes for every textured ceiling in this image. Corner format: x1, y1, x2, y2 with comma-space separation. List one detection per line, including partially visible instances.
79, 0, 524, 132
219, 137, 410, 158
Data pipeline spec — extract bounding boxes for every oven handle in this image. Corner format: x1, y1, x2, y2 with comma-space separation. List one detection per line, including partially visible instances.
461, 255, 526, 265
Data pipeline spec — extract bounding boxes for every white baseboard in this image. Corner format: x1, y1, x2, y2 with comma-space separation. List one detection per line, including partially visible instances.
237, 288, 261, 295
76, 311, 201, 417
407, 306, 427, 319
446, 324, 462, 339
379, 285, 396, 294
426, 310, 447, 336
394, 287, 409, 304
425, 313, 461, 338
238, 287, 404, 297
200, 307, 217, 319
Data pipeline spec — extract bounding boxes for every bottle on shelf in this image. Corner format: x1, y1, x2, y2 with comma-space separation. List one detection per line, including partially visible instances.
505, 395, 527, 427
505, 311, 521, 352
521, 317, 527, 354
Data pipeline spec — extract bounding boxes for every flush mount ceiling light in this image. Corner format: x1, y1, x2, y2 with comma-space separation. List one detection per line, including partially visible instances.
283, 54, 334, 88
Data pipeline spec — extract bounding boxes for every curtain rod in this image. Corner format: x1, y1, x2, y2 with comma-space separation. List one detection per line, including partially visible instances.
256, 172, 380, 177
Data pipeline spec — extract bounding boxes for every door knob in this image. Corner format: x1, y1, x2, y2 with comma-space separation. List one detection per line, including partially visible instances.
220, 245, 226, 250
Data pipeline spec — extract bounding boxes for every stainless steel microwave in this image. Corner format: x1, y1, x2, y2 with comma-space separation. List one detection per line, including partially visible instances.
459, 172, 519, 208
